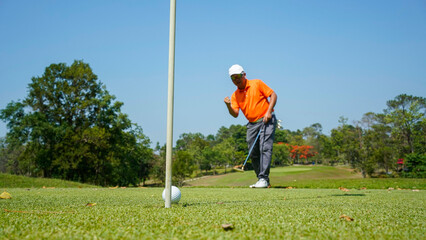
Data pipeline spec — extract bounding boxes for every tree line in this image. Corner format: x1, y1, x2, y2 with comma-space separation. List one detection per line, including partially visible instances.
1, 61, 424, 186
152, 92, 425, 185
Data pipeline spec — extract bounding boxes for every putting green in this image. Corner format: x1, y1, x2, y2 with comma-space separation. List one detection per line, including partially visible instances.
270, 167, 312, 173
1, 188, 424, 239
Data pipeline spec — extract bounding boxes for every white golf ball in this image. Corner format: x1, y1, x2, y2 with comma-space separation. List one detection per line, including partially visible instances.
162, 186, 181, 203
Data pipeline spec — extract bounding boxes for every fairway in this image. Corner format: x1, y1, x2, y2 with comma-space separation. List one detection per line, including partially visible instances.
1, 188, 424, 239
186, 166, 426, 190
186, 166, 359, 187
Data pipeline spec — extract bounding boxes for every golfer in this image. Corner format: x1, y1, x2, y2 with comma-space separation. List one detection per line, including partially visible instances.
224, 64, 277, 188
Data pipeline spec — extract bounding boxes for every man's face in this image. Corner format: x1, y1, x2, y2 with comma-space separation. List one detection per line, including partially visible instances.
231, 73, 246, 89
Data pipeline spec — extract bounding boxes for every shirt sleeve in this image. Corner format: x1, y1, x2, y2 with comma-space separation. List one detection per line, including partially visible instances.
230, 93, 240, 111
258, 80, 274, 97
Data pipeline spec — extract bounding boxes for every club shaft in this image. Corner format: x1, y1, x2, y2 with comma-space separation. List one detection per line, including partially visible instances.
242, 127, 262, 168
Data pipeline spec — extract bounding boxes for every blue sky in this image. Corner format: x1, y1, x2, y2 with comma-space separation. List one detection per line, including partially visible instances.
1, 0, 425, 146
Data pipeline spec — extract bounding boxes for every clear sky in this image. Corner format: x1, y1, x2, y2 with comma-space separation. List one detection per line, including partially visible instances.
1, 0, 425, 147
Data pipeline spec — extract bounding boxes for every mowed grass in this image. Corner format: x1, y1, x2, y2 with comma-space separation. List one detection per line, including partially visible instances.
186, 166, 426, 190
1, 187, 425, 239
0, 173, 96, 188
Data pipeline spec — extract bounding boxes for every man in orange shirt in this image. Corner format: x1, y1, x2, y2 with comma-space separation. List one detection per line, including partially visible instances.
224, 64, 277, 188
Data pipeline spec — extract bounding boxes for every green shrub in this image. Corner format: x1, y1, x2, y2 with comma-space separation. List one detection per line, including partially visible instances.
402, 153, 426, 178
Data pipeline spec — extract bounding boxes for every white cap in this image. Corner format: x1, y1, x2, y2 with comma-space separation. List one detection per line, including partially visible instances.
228, 64, 244, 76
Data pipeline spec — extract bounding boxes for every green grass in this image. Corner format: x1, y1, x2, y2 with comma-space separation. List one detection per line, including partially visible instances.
1, 188, 425, 239
0, 173, 97, 188
186, 166, 426, 189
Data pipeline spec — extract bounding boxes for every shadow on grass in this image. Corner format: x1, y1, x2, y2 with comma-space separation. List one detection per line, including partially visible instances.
330, 194, 366, 197
178, 200, 261, 208
144, 200, 263, 209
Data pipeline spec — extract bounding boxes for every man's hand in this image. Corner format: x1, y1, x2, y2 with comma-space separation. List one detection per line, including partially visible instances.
263, 112, 272, 123
263, 91, 277, 123
224, 96, 238, 118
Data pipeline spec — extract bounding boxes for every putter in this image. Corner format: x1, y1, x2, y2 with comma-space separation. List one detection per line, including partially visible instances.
234, 126, 263, 172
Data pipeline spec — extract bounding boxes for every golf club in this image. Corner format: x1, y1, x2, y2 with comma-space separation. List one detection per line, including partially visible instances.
234, 125, 263, 172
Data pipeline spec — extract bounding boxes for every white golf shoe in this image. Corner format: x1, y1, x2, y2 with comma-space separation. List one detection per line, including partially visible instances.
250, 178, 269, 188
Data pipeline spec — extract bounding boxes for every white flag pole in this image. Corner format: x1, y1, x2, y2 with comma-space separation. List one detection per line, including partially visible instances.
165, 0, 176, 208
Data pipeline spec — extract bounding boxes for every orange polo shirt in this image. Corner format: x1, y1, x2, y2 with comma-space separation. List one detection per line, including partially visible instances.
231, 79, 274, 123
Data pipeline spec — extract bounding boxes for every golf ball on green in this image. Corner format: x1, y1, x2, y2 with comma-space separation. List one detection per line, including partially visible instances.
162, 186, 181, 203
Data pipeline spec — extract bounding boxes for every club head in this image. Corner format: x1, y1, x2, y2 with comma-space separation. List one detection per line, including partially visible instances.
233, 165, 244, 172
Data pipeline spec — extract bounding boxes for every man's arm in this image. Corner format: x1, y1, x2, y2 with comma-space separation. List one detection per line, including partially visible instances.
263, 91, 277, 123
224, 96, 239, 118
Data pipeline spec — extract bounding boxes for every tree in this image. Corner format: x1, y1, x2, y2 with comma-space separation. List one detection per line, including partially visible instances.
352, 122, 376, 178
330, 127, 345, 165
303, 123, 323, 164
385, 94, 426, 155
363, 113, 395, 174
215, 124, 247, 169
176, 132, 209, 173
287, 129, 305, 146
151, 143, 166, 185
319, 134, 335, 165
215, 124, 247, 153
200, 147, 214, 172
329, 117, 366, 169
274, 128, 289, 143
0, 60, 153, 186
272, 143, 291, 166
172, 150, 196, 186
289, 145, 316, 164
413, 117, 426, 154
0, 137, 26, 174
403, 153, 426, 178
213, 137, 240, 173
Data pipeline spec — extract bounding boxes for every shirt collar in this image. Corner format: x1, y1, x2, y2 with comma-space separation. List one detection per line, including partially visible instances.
238, 79, 251, 92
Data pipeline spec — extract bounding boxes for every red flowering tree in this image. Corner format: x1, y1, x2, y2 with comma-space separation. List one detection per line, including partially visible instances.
290, 145, 317, 164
